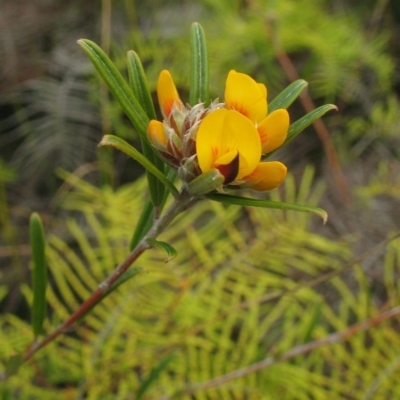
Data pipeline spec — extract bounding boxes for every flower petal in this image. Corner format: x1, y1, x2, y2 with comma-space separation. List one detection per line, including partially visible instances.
243, 161, 287, 191
196, 109, 261, 180
147, 120, 167, 149
225, 70, 267, 123
196, 109, 226, 173
257, 83, 267, 99
216, 152, 239, 184
215, 149, 238, 166
157, 70, 182, 118
257, 109, 290, 153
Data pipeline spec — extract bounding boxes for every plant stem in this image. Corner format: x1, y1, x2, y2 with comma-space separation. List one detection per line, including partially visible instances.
168, 305, 400, 398
21, 189, 196, 364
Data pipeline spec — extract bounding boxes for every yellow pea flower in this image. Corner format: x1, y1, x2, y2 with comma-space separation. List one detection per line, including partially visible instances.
147, 70, 189, 164
147, 69, 288, 191
225, 70, 290, 154
157, 69, 183, 119
196, 109, 261, 183
196, 108, 287, 191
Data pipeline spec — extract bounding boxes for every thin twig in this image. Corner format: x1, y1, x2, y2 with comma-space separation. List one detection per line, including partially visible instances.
9, 190, 196, 371
22, 242, 148, 363
172, 305, 400, 397
170, 231, 400, 346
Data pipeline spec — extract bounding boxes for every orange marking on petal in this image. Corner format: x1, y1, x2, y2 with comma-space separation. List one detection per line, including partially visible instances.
163, 100, 174, 118
229, 102, 250, 118
257, 124, 268, 146
259, 109, 290, 153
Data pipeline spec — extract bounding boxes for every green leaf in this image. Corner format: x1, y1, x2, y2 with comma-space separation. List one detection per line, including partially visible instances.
77, 39, 149, 137
130, 199, 154, 251
127, 50, 166, 206
190, 22, 209, 106
0, 159, 17, 183
206, 193, 328, 223
136, 353, 175, 400
127, 50, 157, 120
285, 104, 338, 145
99, 135, 179, 198
269, 80, 308, 112
302, 302, 323, 343
146, 238, 177, 262
29, 213, 47, 337
4, 355, 24, 377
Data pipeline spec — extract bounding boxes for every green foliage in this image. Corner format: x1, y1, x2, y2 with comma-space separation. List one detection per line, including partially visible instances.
190, 22, 209, 106
29, 213, 47, 337
118, 0, 393, 100
357, 161, 400, 199
0, 71, 101, 184
99, 135, 179, 197
1, 1, 399, 398
1, 169, 400, 398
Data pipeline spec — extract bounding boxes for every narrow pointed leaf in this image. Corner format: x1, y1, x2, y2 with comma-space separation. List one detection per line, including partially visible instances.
146, 238, 177, 262
5, 355, 24, 378
78, 39, 149, 137
99, 135, 179, 197
269, 80, 308, 112
29, 212, 47, 337
136, 353, 176, 400
190, 22, 209, 106
206, 193, 328, 223
127, 50, 157, 120
127, 50, 166, 206
130, 199, 154, 251
285, 104, 338, 144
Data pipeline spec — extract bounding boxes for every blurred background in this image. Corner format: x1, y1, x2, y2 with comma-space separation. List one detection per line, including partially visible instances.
1, 0, 400, 398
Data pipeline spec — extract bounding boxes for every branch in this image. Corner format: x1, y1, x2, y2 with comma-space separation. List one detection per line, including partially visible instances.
2, 189, 196, 375
171, 231, 400, 344
172, 305, 400, 397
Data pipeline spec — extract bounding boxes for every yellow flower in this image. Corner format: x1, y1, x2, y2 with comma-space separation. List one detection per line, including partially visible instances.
147, 70, 187, 164
196, 108, 287, 191
196, 109, 261, 183
147, 69, 288, 191
225, 70, 290, 154
157, 69, 183, 119
147, 120, 167, 150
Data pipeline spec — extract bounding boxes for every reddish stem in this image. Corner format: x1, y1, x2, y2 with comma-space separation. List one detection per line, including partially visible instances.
21, 190, 195, 365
